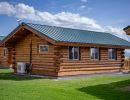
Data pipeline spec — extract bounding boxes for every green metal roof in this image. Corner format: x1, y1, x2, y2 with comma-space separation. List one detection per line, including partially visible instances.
0, 36, 5, 41
24, 23, 130, 47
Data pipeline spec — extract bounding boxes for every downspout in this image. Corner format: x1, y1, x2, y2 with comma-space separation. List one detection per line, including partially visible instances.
27, 39, 32, 74
29, 39, 32, 64
25, 39, 32, 74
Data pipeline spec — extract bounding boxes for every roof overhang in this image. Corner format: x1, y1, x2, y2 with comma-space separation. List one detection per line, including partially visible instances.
56, 41, 130, 49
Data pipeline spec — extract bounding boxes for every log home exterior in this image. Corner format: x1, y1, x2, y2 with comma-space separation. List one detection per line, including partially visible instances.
0, 23, 130, 77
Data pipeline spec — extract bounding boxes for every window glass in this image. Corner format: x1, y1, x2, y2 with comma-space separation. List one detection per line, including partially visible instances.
108, 48, 116, 60
69, 46, 79, 60
74, 47, 79, 59
39, 45, 48, 52
69, 46, 73, 59
3, 48, 8, 57
90, 48, 99, 60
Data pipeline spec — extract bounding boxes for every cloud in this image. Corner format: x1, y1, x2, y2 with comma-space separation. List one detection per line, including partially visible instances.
0, 2, 127, 40
0, 2, 15, 15
104, 26, 128, 40
81, 0, 88, 3
0, 2, 102, 30
79, 5, 86, 9
15, 3, 38, 21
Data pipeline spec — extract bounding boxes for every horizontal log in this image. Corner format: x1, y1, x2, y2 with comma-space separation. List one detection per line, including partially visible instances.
31, 70, 57, 76
58, 69, 120, 76
62, 64, 121, 68
60, 66, 121, 72
61, 60, 122, 63
32, 58, 54, 60
33, 65, 58, 69
32, 68, 56, 71
31, 60, 55, 63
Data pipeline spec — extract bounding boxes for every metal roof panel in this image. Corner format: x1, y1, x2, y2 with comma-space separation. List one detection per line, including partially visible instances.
25, 23, 130, 47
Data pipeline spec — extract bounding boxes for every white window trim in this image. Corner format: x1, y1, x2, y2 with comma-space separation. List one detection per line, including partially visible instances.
39, 45, 49, 53
108, 48, 116, 60
90, 47, 99, 60
69, 46, 79, 60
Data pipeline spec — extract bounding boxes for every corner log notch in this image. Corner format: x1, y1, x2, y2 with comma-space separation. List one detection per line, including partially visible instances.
53, 45, 62, 73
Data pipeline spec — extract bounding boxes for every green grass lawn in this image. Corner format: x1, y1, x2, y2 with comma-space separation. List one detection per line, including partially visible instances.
0, 69, 130, 100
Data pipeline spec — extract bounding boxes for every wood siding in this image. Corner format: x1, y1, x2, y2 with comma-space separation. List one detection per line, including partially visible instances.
0, 47, 11, 67
14, 31, 58, 76
58, 46, 124, 76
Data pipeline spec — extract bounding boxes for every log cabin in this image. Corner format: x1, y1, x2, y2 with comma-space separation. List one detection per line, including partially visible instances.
0, 22, 130, 77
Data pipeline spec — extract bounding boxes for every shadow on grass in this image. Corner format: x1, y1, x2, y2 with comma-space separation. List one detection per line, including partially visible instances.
78, 79, 130, 100
0, 72, 43, 81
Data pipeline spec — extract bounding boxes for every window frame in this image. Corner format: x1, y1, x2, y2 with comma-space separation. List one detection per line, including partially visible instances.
90, 47, 99, 60
38, 44, 49, 53
69, 46, 79, 60
108, 48, 116, 60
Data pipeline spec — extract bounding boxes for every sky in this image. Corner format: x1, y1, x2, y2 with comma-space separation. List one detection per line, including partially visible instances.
0, 0, 130, 44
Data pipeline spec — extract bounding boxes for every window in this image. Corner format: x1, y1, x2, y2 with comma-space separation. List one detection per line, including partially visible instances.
90, 48, 99, 60
3, 48, 8, 57
108, 48, 116, 60
69, 46, 79, 60
39, 45, 48, 53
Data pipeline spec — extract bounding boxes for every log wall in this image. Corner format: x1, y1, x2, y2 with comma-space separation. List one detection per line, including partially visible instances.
58, 46, 124, 76
0, 47, 10, 67
14, 32, 58, 76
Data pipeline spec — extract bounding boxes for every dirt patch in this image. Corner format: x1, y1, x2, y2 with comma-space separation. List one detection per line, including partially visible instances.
117, 86, 130, 92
